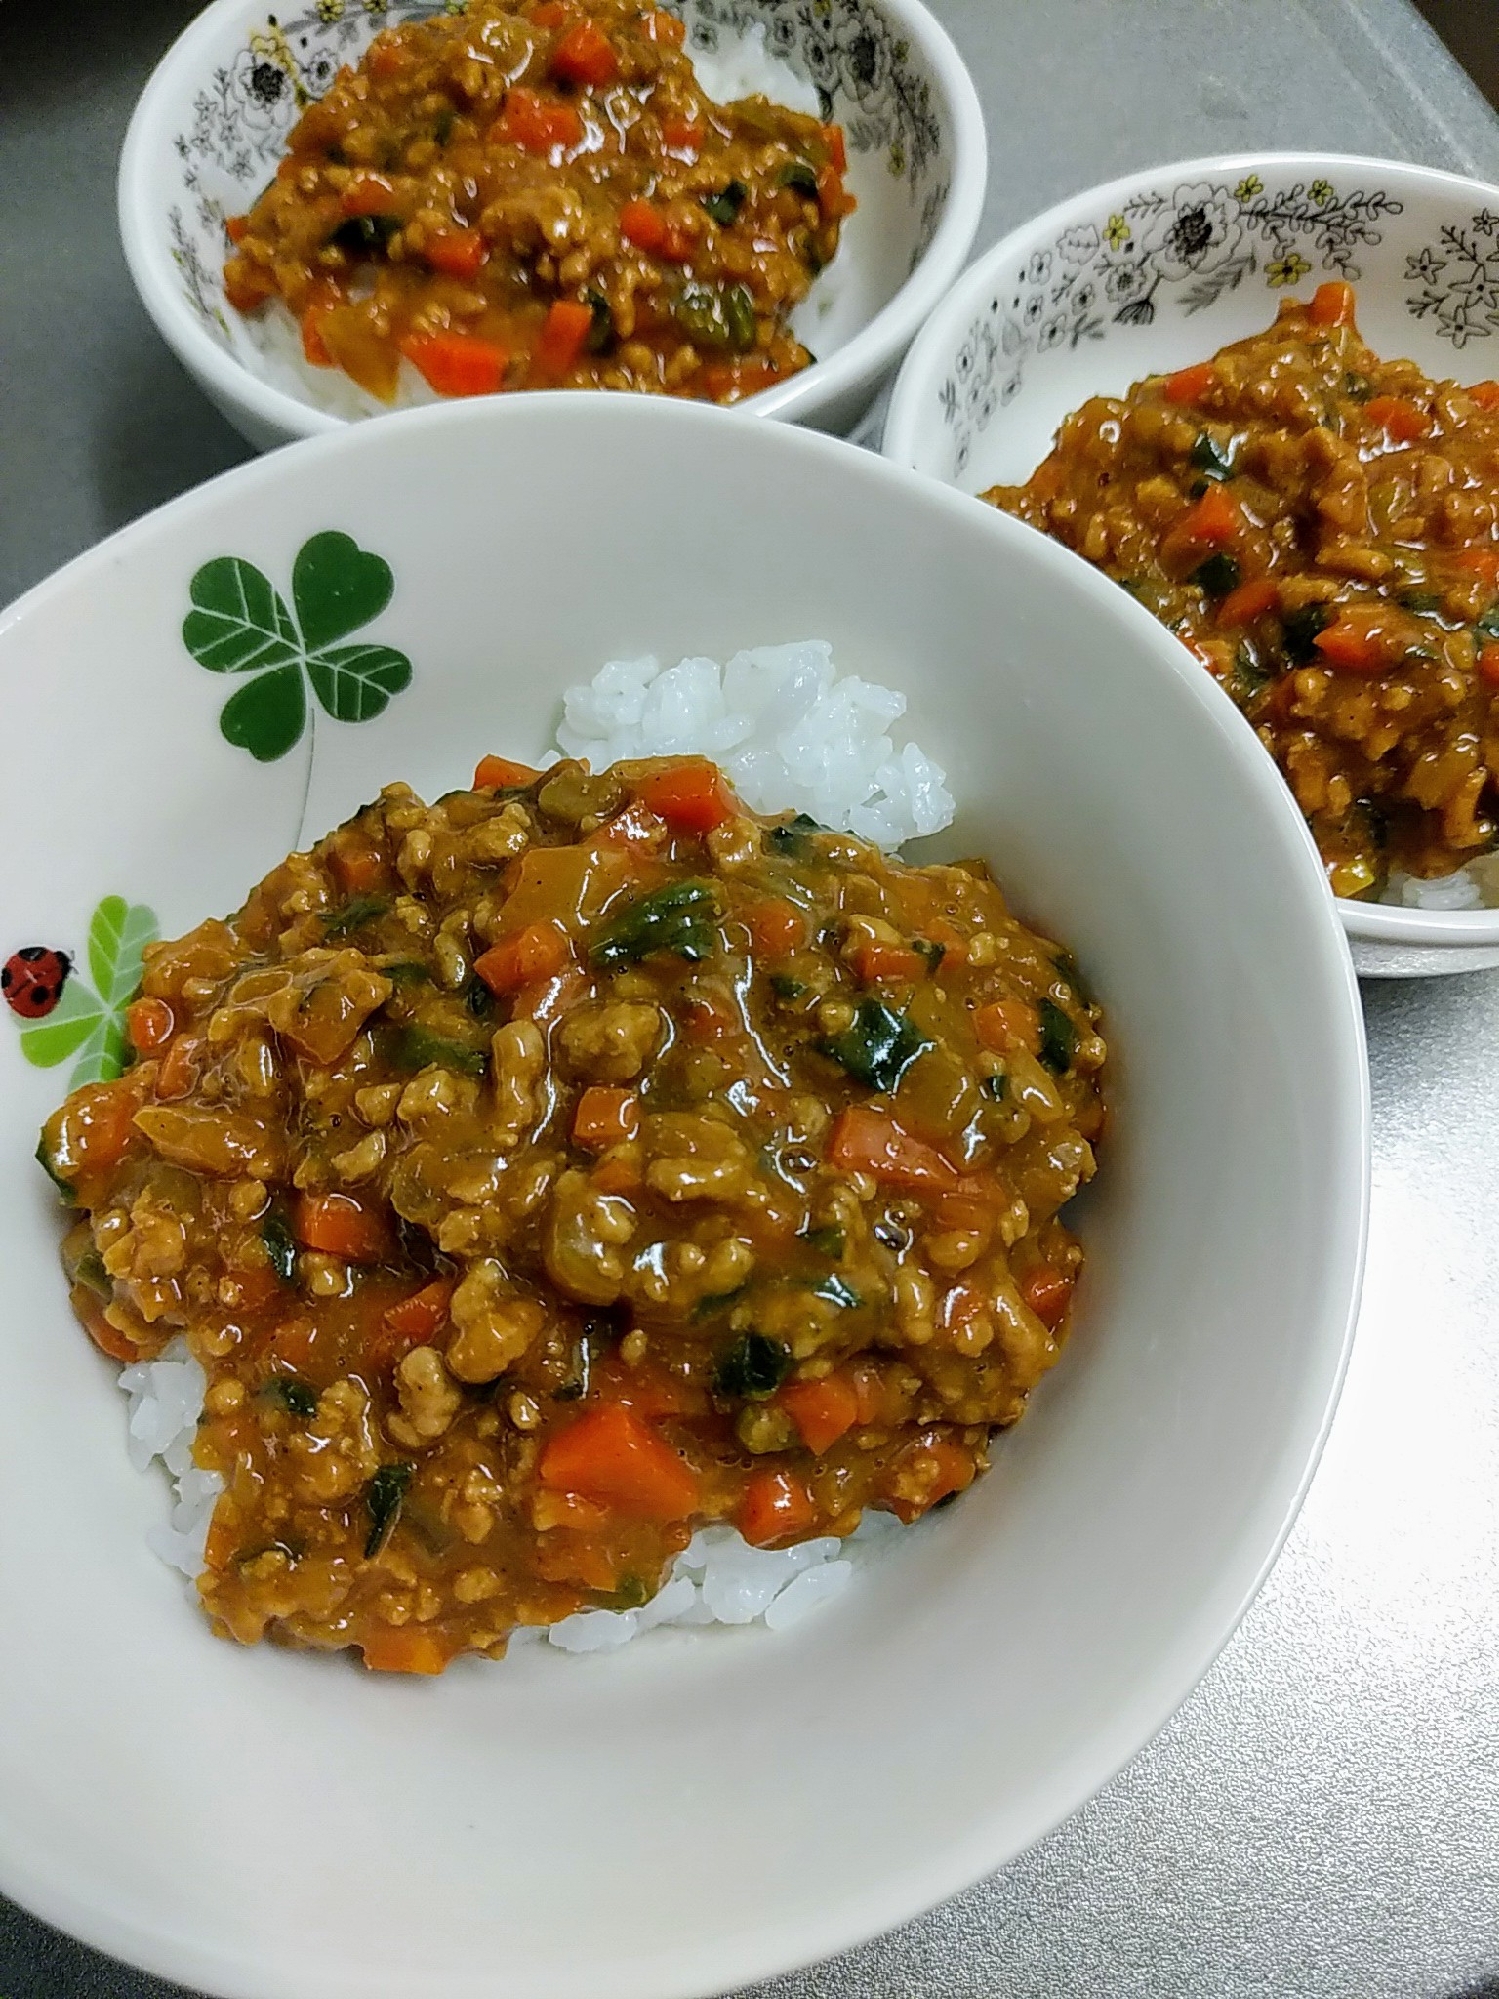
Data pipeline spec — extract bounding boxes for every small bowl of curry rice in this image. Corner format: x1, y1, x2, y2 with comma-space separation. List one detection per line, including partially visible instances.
117, 0, 985, 448
0, 393, 1367, 1997
884, 152, 1499, 977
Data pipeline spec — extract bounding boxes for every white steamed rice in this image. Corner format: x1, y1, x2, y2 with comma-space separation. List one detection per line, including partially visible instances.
551, 640, 955, 848
237, 21, 835, 420
1380, 851, 1499, 910
121, 638, 948, 1652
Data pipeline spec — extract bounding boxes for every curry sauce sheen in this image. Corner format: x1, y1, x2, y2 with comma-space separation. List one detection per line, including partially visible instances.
988, 284, 1499, 897
224, 0, 853, 404
42, 756, 1105, 1672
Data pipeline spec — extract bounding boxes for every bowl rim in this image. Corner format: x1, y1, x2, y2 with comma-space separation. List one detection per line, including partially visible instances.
881, 148, 1499, 956
115, 0, 988, 440
0, 392, 1370, 1997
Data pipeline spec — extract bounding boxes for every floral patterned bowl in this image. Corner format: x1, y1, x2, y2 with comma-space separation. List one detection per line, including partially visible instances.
117, 0, 986, 449
881, 152, 1499, 977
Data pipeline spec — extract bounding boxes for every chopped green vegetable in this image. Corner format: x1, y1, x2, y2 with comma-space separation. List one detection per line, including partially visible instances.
714, 1332, 791, 1401
767, 811, 825, 858
672, 282, 756, 353
264, 1377, 318, 1419
809, 1273, 860, 1309
1229, 641, 1274, 705
799, 1223, 845, 1257
322, 895, 389, 938
1037, 997, 1078, 1075
388, 1025, 488, 1076
432, 108, 454, 145
820, 999, 931, 1094
1399, 589, 1444, 615
1343, 370, 1373, 401
364, 1461, 414, 1557
769, 973, 807, 1001
584, 287, 614, 353
702, 180, 748, 225
381, 960, 432, 987
75, 1247, 111, 1298
778, 159, 820, 196
913, 938, 946, 972
1281, 602, 1332, 663
1051, 947, 1096, 1007
590, 879, 718, 968
35, 1135, 74, 1202
331, 213, 401, 254
1191, 551, 1241, 599
261, 1208, 297, 1284
464, 975, 497, 1021
1476, 605, 1499, 643
594, 1574, 650, 1611
692, 1284, 749, 1323
982, 1072, 1008, 1101
1190, 431, 1234, 480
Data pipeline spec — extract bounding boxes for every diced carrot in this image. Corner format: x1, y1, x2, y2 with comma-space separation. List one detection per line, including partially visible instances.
1216, 576, 1281, 627
644, 8, 685, 43
620, 197, 668, 254
361, 1626, 450, 1675
824, 122, 847, 174
294, 1192, 393, 1264
1174, 482, 1238, 547
424, 226, 487, 278
538, 1402, 700, 1521
1364, 394, 1432, 443
661, 111, 702, 154
383, 1278, 456, 1345
551, 18, 617, 85
223, 260, 276, 313
341, 173, 397, 219
698, 358, 782, 400
203, 1509, 238, 1572
817, 162, 851, 217
535, 298, 595, 379
1468, 381, 1499, 411
1310, 279, 1357, 327
595, 801, 668, 850
572, 1085, 639, 1149
127, 995, 175, 1055
633, 757, 737, 833
473, 754, 540, 790
973, 997, 1040, 1055
845, 934, 927, 985
224, 214, 249, 245
1021, 1263, 1074, 1329
590, 1149, 644, 1195
827, 1106, 958, 1194
1313, 619, 1387, 674
78, 1294, 139, 1364
367, 36, 410, 80
530, 0, 569, 24
491, 87, 582, 154
399, 330, 508, 397
229, 1262, 282, 1314
1162, 361, 1217, 406
680, 992, 735, 1042
738, 1468, 818, 1547
779, 1374, 859, 1455
301, 307, 333, 367
330, 843, 385, 892
270, 1318, 320, 1370
154, 1034, 202, 1101
1455, 547, 1499, 583
885, 1436, 974, 1523
742, 899, 805, 958
473, 919, 571, 995
1479, 643, 1499, 691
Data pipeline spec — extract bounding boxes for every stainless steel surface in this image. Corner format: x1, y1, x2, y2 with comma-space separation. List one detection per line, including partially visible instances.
2, 3, 1497, 1996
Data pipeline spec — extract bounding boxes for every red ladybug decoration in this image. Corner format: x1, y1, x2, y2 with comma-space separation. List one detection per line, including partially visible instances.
2, 947, 72, 1020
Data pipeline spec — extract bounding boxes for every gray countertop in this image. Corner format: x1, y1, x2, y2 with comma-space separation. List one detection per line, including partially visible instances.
3, 3, 1498, 1995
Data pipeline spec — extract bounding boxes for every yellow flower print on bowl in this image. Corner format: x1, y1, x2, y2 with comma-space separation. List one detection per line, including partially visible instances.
1266, 250, 1313, 287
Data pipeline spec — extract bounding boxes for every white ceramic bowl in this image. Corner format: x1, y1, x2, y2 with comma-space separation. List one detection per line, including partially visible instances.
118, 0, 985, 450
0, 397, 1367, 1999
883, 152, 1499, 978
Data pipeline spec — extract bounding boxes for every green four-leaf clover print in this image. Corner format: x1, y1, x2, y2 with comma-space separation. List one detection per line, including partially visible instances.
183, 531, 413, 762
18, 897, 159, 1088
